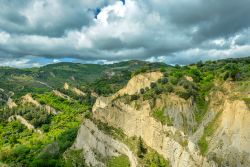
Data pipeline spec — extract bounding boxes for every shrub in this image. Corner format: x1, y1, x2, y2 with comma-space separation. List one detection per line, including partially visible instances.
152, 108, 173, 126
137, 137, 147, 158
107, 155, 130, 167
163, 72, 169, 77
160, 67, 166, 72
164, 85, 174, 93
150, 82, 157, 89
41, 124, 50, 132
131, 94, 139, 101
140, 88, 145, 94
243, 98, 250, 110
169, 77, 178, 85
161, 77, 168, 84
154, 87, 163, 95
144, 152, 170, 167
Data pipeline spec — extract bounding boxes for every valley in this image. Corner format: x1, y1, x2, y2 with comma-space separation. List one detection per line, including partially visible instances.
0, 57, 250, 167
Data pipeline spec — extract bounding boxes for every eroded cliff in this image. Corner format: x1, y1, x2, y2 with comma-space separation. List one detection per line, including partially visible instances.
74, 71, 250, 167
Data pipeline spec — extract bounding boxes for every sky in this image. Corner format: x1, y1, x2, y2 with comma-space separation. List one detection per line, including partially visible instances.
0, 0, 250, 68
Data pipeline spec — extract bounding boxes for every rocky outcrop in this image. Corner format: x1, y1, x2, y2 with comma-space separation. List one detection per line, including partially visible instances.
22, 93, 41, 107
72, 88, 85, 96
155, 94, 197, 134
7, 98, 17, 109
53, 90, 72, 100
93, 99, 215, 167
21, 94, 58, 115
64, 82, 86, 96
91, 72, 216, 167
72, 119, 138, 167
44, 105, 58, 115
8, 115, 42, 134
114, 71, 163, 97
64, 83, 69, 90
206, 99, 250, 166
78, 72, 250, 167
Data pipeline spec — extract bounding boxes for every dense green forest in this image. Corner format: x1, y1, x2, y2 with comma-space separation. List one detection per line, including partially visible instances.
0, 57, 250, 166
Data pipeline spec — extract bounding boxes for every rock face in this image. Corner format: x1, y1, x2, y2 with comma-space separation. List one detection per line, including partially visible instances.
75, 72, 250, 166
72, 119, 138, 167
91, 72, 214, 167
8, 115, 42, 134
21, 94, 58, 115
93, 98, 214, 167
64, 82, 86, 96
53, 90, 72, 100
22, 93, 40, 107
155, 94, 197, 134
72, 87, 85, 96
115, 71, 163, 97
7, 98, 17, 109
207, 99, 250, 166
64, 83, 69, 90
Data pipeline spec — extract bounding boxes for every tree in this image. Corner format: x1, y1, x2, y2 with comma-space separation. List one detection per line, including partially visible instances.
160, 67, 166, 72
154, 87, 163, 95
197, 60, 203, 67
150, 82, 157, 89
131, 94, 139, 101
161, 77, 168, 84
165, 85, 174, 93
140, 88, 145, 94
137, 137, 147, 158
42, 124, 50, 132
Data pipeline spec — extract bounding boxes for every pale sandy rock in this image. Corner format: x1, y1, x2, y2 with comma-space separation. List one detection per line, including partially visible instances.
44, 105, 58, 115
53, 90, 71, 100
91, 92, 98, 98
72, 119, 138, 167
185, 76, 193, 82
93, 99, 214, 167
9, 115, 42, 134
64, 83, 69, 90
49, 72, 56, 78
207, 99, 250, 166
92, 71, 213, 167
114, 71, 163, 97
21, 93, 57, 115
64, 83, 85, 96
22, 93, 41, 107
88, 73, 250, 166
7, 98, 17, 109
72, 87, 85, 96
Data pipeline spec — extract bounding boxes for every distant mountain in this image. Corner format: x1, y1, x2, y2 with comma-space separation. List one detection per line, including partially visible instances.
0, 60, 169, 98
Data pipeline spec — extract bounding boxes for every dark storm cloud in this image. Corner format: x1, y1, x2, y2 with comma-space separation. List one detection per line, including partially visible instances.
145, 0, 250, 41
0, 0, 96, 36
0, 0, 250, 67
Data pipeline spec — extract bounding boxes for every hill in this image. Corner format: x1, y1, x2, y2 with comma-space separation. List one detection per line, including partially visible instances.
0, 57, 250, 166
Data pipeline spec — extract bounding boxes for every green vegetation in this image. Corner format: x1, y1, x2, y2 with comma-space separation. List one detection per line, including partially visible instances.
93, 119, 170, 167
143, 152, 170, 167
152, 108, 173, 126
198, 112, 221, 155
34, 92, 89, 114
0, 57, 250, 166
243, 98, 250, 110
0, 90, 89, 166
137, 137, 148, 158
107, 155, 130, 167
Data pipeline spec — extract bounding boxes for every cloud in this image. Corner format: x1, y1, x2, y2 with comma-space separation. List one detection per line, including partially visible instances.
0, 0, 250, 67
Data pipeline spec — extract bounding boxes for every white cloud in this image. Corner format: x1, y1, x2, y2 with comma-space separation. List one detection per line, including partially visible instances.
0, 0, 250, 67
0, 31, 10, 43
